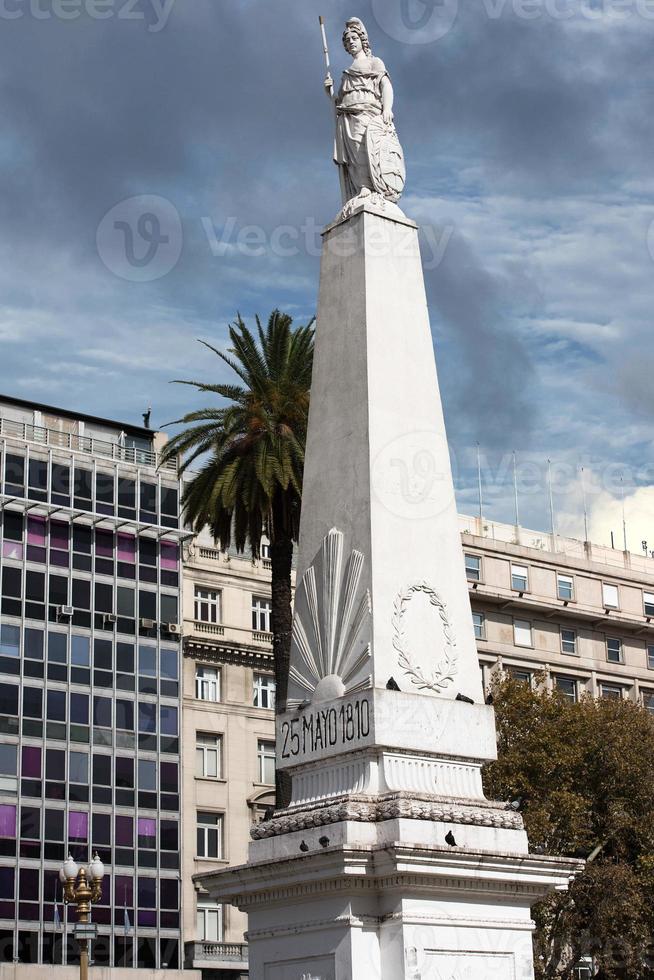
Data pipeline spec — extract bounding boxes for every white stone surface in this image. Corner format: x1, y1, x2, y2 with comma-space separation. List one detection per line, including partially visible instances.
288, 203, 484, 710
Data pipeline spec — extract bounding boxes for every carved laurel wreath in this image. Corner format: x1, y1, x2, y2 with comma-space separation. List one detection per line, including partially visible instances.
392, 581, 457, 692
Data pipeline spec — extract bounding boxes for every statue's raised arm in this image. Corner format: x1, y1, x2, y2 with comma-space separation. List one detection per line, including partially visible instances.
325, 17, 406, 218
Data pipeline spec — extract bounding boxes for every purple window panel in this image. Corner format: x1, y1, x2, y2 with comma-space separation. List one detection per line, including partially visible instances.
50, 521, 69, 551
115, 875, 133, 905
160, 542, 178, 570
69, 811, 88, 840
2, 541, 23, 560
137, 817, 156, 839
117, 533, 136, 562
27, 517, 46, 546
21, 746, 41, 778
0, 805, 16, 838
115, 815, 133, 846
96, 530, 113, 558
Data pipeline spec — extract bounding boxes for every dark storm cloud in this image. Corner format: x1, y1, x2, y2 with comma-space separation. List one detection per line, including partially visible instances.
1, 0, 654, 528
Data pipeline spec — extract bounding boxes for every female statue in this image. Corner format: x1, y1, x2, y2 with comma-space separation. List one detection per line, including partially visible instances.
324, 17, 406, 214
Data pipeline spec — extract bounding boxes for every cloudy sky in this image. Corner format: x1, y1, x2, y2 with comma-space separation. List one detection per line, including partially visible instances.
1, 0, 654, 547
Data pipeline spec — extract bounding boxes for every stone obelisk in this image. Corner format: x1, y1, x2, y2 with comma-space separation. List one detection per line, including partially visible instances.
198, 18, 579, 979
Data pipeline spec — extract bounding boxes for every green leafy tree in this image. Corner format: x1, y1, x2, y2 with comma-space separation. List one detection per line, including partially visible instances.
484, 674, 654, 979
161, 310, 315, 737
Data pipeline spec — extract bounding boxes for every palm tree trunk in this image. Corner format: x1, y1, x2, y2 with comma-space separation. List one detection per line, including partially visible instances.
270, 495, 294, 808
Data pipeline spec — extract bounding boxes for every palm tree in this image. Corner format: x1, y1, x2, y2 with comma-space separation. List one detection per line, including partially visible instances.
161, 310, 315, 726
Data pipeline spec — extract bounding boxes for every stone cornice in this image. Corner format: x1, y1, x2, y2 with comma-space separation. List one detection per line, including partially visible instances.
195, 844, 582, 910
250, 792, 524, 839
184, 638, 273, 669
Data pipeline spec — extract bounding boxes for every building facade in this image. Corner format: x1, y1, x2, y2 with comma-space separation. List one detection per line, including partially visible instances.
0, 396, 188, 978
2, 392, 652, 980
460, 514, 654, 707
181, 529, 276, 979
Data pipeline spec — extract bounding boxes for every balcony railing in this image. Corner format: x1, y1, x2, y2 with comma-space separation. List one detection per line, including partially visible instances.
187, 941, 248, 967
0, 416, 177, 472
194, 621, 225, 636
252, 630, 273, 644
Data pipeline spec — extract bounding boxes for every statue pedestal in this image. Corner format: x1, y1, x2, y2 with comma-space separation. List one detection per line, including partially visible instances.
197, 202, 580, 978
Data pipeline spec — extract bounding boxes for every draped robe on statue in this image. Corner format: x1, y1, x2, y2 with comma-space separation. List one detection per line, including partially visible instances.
334, 58, 405, 204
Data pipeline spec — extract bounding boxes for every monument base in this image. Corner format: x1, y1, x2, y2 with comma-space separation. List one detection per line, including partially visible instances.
199, 834, 578, 979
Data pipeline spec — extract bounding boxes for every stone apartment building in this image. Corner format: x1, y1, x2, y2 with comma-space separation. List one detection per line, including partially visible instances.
181, 530, 277, 980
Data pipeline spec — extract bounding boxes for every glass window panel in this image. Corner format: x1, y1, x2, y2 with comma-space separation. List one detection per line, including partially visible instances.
115, 700, 134, 731
70, 693, 89, 725
68, 811, 88, 841
0, 624, 20, 658
92, 754, 111, 786
115, 815, 133, 846
0, 684, 18, 716
138, 703, 156, 733
603, 583, 619, 608
117, 643, 134, 673
93, 697, 112, 728
115, 757, 134, 788
160, 542, 178, 570
160, 706, 178, 736
69, 752, 88, 784
138, 646, 156, 676
26, 571, 45, 602
24, 629, 43, 660
71, 635, 90, 666
117, 533, 136, 562
161, 594, 178, 623
138, 760, 156, 790
46, 691, 66, 722
50, 522, 69, 551
27, 517, 46, 547
95, 530, 113, 558
160, 648, 178, 680
22, 688, 42, 719
21, 747, 41, 779
48, 632, 67, 663
117, 587, 135, 617
45, 750, 65, 780
0, 805, 16, 838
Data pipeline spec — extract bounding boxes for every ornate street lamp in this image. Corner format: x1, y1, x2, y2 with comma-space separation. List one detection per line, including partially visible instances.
59, 853, 107, 980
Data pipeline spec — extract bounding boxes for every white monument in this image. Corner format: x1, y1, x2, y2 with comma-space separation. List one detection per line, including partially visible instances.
197, 18, 579, 979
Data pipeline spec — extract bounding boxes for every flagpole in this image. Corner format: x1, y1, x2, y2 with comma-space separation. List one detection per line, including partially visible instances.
580, 466, 589, 543
547, 459, 556, 548
477, 443, 484, 531
621, 475, 628, 552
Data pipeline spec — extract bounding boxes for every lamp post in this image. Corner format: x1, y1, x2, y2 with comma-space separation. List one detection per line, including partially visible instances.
59, 853, 106, 980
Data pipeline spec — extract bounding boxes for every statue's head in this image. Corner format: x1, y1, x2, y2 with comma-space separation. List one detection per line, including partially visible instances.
343, 17, 371, 56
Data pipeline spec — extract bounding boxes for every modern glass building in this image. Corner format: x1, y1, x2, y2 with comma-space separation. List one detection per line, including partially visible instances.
0, 395, 188, 973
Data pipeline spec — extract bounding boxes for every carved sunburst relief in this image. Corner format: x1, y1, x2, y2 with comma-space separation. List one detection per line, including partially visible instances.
287, 528, 372, 708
